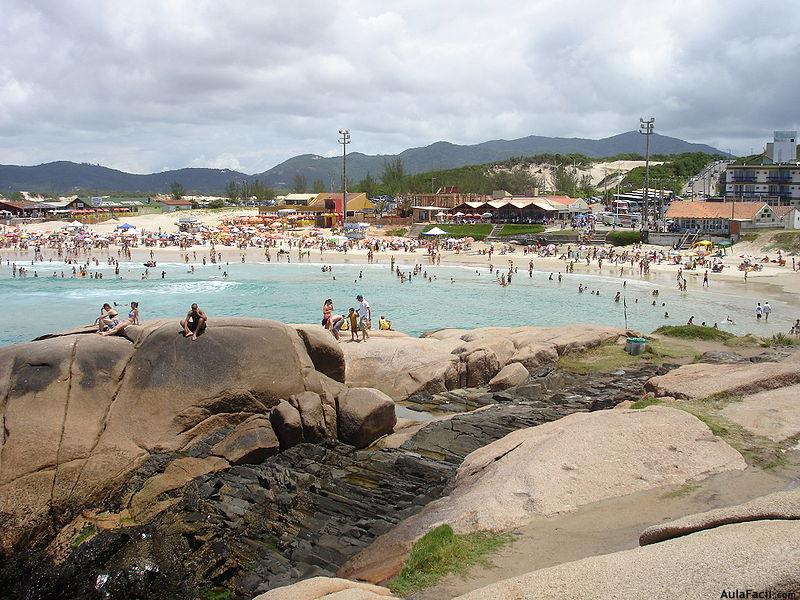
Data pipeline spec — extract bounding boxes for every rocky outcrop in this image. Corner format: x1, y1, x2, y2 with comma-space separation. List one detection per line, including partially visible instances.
720, 384, 800, 442
253, 576, 392, 599
270, 400, 304, 450
0, 318, 374, 554
342, 325, 627, 399
341, 405, 745, 583
455, 520, 800, 599
488, 362, 530, 391
336, 388, 397, 449
645, 352, 800, 400
294, 325, 347, 383
211, 415, 280, 465
640, 488, 800, 546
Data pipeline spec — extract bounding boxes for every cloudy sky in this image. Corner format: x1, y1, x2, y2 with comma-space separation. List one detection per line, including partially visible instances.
1, 0, 798, 174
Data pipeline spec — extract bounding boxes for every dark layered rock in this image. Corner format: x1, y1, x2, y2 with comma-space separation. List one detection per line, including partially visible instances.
1, 362, 670, 599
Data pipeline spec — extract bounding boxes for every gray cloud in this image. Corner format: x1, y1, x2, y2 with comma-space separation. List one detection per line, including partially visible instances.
0, 0, 798, 173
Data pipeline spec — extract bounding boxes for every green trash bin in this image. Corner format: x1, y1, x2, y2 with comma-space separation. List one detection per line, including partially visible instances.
625, 337, 647, 356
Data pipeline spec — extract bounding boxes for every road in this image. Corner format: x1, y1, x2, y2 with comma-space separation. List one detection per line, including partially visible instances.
684, 160, 734, 198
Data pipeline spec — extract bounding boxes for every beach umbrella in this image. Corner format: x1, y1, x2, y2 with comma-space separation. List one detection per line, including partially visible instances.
481, 212, 492, 218
422, 226, 448, 236
453, 212, 465, 217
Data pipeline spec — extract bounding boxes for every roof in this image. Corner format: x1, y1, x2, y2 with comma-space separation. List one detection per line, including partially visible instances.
0, 199, 41, 210
666, 201, 769, 220
158, 198, 193, 206
773, 205, 799, 217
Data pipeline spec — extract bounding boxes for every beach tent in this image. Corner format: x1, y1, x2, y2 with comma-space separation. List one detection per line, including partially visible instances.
422, 226, 448, 236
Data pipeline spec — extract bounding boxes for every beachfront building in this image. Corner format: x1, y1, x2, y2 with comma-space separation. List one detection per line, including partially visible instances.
260, 192, 374, 227
154, 197, 193, 212
775, 205, 800, 230
447, 196, 586, 223
408, 188, 490, 210
665, 201, 780, 236
721, 131, 800, 209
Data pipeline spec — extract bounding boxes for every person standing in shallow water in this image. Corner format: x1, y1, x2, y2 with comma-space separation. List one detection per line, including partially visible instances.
181, 303, 207, 340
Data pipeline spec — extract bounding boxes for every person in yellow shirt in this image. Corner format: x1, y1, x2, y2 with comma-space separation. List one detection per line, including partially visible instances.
379, 315, 393, 331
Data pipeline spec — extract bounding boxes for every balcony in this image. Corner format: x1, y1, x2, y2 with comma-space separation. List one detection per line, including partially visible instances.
767, 175, 794, 182
729, 176, 756, 182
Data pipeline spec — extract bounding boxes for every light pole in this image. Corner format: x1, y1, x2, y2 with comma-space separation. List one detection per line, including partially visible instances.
639, 117, 655, 230
338, 129, 350, 227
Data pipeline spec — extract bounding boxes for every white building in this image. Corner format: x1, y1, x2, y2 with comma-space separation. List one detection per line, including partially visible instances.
722, 131, 800, 209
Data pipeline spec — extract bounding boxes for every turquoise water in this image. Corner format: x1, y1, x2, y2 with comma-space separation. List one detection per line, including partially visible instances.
0, 260, 794, 346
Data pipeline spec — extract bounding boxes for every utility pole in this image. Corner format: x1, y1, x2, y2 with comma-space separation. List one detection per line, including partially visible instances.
639, 117, 655, 230
338, 129, 350, 227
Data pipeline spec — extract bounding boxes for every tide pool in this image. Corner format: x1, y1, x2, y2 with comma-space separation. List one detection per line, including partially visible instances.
0, 260, 794, 346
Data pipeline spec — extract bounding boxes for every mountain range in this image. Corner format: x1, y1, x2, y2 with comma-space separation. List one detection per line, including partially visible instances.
0, 131, 727, 195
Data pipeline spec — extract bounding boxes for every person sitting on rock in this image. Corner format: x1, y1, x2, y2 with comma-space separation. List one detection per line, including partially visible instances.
100, 302, 138, 337
379, 315, 393, 330
181, 303, 207, 341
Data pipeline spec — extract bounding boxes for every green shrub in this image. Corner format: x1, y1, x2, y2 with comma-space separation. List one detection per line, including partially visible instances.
762, 333, 798, 347
654, 325, 734, 342
606, 231, 642, 246
385, 227, 407, 237
388, 525, 512, 596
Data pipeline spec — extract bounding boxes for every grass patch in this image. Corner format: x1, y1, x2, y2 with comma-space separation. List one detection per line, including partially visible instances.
607, 230, 642, 246
724, 334, 762, 349
387, 525, 512, 596
630, 397, 663, 410
761, 333, 798, 347
498, 224, 545, 237
385, 227, 408, 237
558, 339, 698, 375
200, 589, 230, 600
767, 231, 800, 253
421, 224, 492, 240
71, 524, 98, 548
654, 324, 735, 342
738, 232, 759, 243
660, 483, 700, 499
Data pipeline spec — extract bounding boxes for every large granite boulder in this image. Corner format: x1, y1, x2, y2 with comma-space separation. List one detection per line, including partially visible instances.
211, 415, 280, 465
293, 324, 347, 383
253, 576, 392, 599
290, 391, 337, 443
488, 362, 530, 391
0, 318, 345, 553
270, 399, 304, 450
336, 387, 397, 449
640, 487, 800, 545
340, 406, 746, 583
720, 384, 800, 442
645, 352, 800, 400
455, 520, 800, 599
341, 325, 626, 400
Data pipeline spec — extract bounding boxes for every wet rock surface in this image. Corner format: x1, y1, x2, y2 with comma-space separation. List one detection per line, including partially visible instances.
1, 362, 669, 599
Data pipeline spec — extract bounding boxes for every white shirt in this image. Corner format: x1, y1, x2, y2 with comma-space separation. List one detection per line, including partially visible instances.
763, 303, 771, 314
357, 299, 371, 319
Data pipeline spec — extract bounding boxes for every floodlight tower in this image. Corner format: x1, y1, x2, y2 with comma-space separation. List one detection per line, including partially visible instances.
639, 117, 655, 230
338, 129, 351, 226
